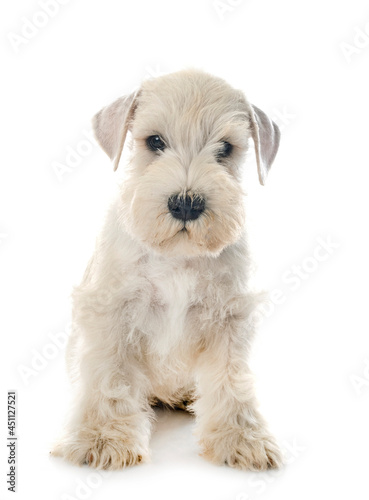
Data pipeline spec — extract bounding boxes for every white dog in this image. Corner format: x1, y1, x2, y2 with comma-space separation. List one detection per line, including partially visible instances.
52, 69, 282, 471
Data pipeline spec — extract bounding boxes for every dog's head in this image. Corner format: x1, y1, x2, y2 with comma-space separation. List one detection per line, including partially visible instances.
93, 70, 280, 258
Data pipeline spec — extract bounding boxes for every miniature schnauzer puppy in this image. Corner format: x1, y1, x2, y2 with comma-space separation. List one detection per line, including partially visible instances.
52, 69, 282, 471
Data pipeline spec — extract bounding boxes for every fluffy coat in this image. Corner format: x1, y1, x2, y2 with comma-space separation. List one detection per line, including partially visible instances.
52, 69, 282, 471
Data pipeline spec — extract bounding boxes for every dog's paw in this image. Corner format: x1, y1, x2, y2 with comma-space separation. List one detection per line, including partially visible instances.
200, 429, 283, 471
51, 427, 148, 470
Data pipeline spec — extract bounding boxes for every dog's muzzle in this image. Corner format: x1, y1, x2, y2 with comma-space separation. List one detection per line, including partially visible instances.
168, 194, 205, 222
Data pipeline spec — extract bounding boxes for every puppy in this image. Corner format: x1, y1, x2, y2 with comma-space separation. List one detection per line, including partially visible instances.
52, 69, 282, 471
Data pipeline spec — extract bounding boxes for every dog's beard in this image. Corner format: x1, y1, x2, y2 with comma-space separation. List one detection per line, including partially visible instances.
119, 160, 245, 258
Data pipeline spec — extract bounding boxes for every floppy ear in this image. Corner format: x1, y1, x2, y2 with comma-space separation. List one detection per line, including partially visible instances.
249, 105, 280, 185
92, 90, 139, 170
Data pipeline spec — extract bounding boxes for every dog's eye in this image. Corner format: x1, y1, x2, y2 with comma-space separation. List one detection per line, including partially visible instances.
146, 135, 166, 152
216, 141, 233, 160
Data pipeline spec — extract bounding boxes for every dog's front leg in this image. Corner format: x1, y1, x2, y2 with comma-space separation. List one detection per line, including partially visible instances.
52, 315, 153, 469
193, 296, 283, 471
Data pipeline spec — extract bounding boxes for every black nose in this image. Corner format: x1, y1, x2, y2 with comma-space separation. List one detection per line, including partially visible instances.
168, 194, 205, 222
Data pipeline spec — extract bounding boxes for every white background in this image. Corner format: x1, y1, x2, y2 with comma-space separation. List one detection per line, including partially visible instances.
1, 0, 369, 499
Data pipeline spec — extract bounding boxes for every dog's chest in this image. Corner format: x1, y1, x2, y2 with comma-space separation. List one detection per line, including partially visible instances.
144, 258, 198, 313
137, 257, 200, 345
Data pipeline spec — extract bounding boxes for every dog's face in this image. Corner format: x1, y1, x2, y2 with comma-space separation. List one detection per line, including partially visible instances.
93, 70, 280, 258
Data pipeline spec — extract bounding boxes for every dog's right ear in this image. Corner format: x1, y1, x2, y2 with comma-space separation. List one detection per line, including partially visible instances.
92, 90, 139, 170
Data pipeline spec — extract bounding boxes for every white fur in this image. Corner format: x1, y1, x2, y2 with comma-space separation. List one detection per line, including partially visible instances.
52, 69, 282, 471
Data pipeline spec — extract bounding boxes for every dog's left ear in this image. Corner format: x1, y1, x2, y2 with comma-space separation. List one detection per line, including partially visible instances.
92, 90, 139, 170
248, 105, 280, 185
